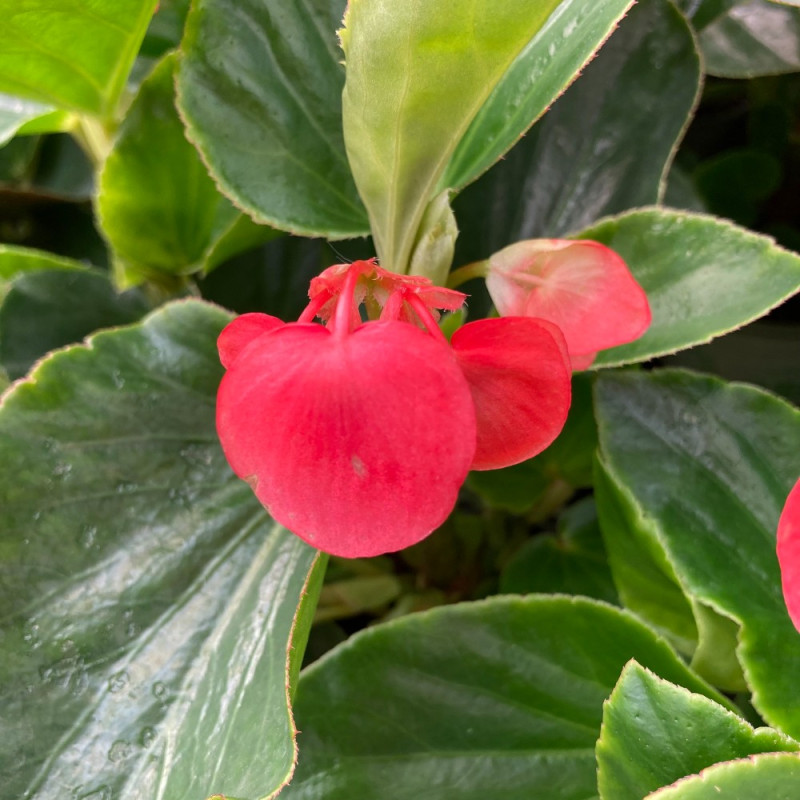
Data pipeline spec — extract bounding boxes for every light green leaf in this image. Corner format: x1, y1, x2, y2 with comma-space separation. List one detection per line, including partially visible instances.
645, 753, 800, 799
0, 300, 321, 800
0, 92, 69, 147
98, 54, 276, 284
577, 208, 800, 368
282, 595, 728, 800
177, 0, 367, 239
594, 369, 800, 735
597, 662, 798, 800
452, 0, 700, 258
700, 0, 800, 77
341, 0, 632, 277
0, 243, 87, 290
0, 0, 159, 117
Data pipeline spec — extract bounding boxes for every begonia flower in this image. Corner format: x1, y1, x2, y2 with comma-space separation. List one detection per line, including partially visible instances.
483, 239, 651, 369
216, 260, 571, 558
777, 477, 800, 632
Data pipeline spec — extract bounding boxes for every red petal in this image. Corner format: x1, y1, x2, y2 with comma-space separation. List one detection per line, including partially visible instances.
218, 313, 284, 369
217, 321, 476, 557
451, 317, 571, 471
778, 478, 800, 633
486, 239, 651, 359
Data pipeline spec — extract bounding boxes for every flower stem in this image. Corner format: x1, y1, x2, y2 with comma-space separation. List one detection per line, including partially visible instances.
446, 260, 489, 289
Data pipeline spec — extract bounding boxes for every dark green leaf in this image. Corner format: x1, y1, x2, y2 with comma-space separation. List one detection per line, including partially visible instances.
0, 268, 149, 379
597, 662, 798, 800
700, 1, 800, 78
98, 54, 275, 283
594, 369, 800, 734
0, 300, 321, 800
177, 0, 367, 238
282, 595, 728, 800
453, 0, 700, 260
578, 208, 800, 368
500, 498, 618, 604
0, 0, 158, 117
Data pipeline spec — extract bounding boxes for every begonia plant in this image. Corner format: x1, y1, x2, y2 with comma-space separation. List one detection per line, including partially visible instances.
1, 1, 800, 799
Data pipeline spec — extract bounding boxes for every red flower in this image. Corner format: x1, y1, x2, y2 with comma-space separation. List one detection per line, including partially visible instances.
216, 260, 571, 557
485, 239, 651, 369
778, 478, 800, 632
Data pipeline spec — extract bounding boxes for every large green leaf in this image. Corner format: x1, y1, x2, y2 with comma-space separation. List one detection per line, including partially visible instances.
99, 54, 275, 284
0, 300, 321, 800
597, 662, 798, 800
177, 0, 367, 239
0, 243, 87, 291
594, 369, 800, 735
452, 0, 700, 261
340, 0, 632, 277
578, 208, 800, 368
0, 0, 159, 117
644, 754, 800, 799
699, 0, 800, 78
282, 595, 727, 800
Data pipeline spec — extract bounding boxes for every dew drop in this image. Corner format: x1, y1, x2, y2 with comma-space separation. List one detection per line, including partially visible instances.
79, 526, 97, 549
140, 726, 156, 748
108, 670, 129, 693
107, 740, 132, 763
152, 681, 167, 700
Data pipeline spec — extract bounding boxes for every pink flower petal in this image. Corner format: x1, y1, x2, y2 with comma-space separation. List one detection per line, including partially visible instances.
216, 320, 476, 558
486, 239, 651, 360
451, 316, 571, 471
217, 313, 285, 369
778, 478, 800, 633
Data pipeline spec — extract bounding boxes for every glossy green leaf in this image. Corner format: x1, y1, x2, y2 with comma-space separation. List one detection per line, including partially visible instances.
594, 369, 800, 735
282, 595, 728, 800
0, 267, 150, 379
577, 208, 800, 368
0, 243, 87, 290
674, 0, 740, 29
500, 498, 618, 604
177, 0, 367, 239
645, 753, 800, 799
452, 0, 700, 260
0, 0, 159, 117
0, 92, 69, 147
0, 300, 321, 800
341, 0, 634, 277
98, 54, 275, 284
700, 1, 800, 78
597, 662, 798, 800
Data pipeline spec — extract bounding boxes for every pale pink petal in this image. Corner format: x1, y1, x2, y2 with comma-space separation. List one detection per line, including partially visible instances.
778, 478, 800, 633
486, 239, 651, 360
216, 321, 476, 558
217, 313, 284, 369
451, 317, 571, 471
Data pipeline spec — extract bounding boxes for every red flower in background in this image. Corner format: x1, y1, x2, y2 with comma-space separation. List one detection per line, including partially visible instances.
485, 239, 651, 369
778, 478, 800, 632
216, 260, 571, 557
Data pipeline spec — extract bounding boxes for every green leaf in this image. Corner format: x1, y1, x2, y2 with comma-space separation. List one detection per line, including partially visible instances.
594, 369, 800, 735
0, 268, 149, 379
700, 1, 800, 78
0, 300, 321, 800
452, 0, 700, 260
674, 0, 740, 29
282, 595, 728, 800
0, 243, 87, 291
577, 208, 800, 368
644, 753, 800, 799
341, 0, 633, 277
597, 662, 798, 800
0, 0, 159, 117
0, 92, 69, 147
500, 498, 619, 604
98, 54, 276, 285
177, 0, 367, 239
